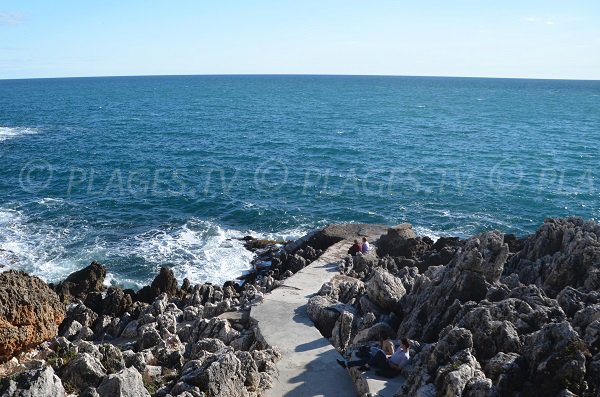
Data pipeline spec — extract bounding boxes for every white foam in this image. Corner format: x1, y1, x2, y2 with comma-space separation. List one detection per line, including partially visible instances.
102, 218, 257, 287
0, 208, 80, 282
412, 225, 442, 242
0, 126, 39, 142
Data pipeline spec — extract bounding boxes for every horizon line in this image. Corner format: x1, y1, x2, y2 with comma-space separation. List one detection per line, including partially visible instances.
1, 73, 599, 83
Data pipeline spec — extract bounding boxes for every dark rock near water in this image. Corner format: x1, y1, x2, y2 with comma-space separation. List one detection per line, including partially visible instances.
52, 262, 106, 304
136, 267, 180, 304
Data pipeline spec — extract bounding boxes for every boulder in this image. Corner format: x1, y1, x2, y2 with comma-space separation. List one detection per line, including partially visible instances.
61, 352, 107, 391
521, 321, 588, 396
506, 218, 600, 297
376, 223, 424, 258
136, 267, 180, 304
297, 223, 387, 252
52, 262, 106, 303
179, 350, 244, 397
0, 271, 65, 361
96, 367, 151, 397
307, 295, 343, 337
365, 267, 406, 313
0, 366, 65, 397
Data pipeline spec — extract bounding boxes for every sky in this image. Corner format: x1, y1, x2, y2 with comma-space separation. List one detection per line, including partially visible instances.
0, 0, 599, 80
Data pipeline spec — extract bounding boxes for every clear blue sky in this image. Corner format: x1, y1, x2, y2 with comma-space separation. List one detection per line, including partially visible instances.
1, 0, 599, 80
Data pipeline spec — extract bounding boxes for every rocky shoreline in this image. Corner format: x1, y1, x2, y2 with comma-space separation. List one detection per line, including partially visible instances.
1, 218, 600, 396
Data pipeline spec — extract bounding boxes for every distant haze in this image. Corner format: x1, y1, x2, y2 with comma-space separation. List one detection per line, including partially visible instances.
0, 0, 599, 80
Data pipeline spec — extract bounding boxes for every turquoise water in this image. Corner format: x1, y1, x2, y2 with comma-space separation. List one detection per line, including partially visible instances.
1, 75, 599, 287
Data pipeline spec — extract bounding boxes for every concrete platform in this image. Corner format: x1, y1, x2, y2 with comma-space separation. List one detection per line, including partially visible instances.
251, 241, 357, 397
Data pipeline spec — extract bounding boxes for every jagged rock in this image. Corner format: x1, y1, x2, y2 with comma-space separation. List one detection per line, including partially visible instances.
59, 319, 83, 340
179, 350, 244, 396
235, 351, 261, 389
79, 387, 100, 397
484, 352, 526, 397
365, 267, 406, 313
506, 218, 600, 297
96, 367, 151, 397
0, 271, 65, 361
376, 223, 417, 256
352, 322, 395, 346
61, 352, 107, 391
187, 338, 226, 359
463, 376, 497, 397
154, 335, 184, 368
189, 318, 240, 345
102, 287, 133, 317
331, 311, 354, 352
351, 251, 379, 274
76, 340, 103, 361
521, 321, 588, 396
52, 262, 106, 303
0, 366, 65, 397
138, 326, 162, 350
455, 305, 522, 361
307, 295, 343, 337
136, 267, 180, 304
99, 343, 126, 374
120, 319, 139, 339
397, 232, 509, 342
318, 275, 365, 304
64, 302, 98, 328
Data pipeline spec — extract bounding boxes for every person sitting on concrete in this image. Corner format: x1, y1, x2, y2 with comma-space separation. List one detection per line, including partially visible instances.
387, 338, 410, 371
337, 333, 395, 370
348, 239, 362, 256
337, 337, 411, 377
361, 237, 370, 253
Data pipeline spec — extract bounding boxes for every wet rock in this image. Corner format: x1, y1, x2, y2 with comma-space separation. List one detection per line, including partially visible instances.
136, 267, 180, 304
0, 271, 65, 361
102, 287, 133, 317
52, 261, 106, 303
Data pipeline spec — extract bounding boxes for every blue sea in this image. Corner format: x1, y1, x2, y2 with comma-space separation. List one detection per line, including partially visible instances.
0, 75, 599, 288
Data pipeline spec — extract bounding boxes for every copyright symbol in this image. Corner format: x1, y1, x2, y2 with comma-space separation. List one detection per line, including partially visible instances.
489, 159, 524, 194
254, 159, 288, 193
19, 159, 53, 193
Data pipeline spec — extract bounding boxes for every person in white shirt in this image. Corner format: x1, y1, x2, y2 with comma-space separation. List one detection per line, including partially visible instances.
361, 237, 370, 253
388, 338, 410, 370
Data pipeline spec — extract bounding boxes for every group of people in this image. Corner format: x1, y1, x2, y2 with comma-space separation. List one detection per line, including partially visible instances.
348, 237, 370, 256
337, 333, 411, 377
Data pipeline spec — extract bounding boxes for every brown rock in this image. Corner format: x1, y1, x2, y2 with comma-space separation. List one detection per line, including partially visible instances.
0, 271, 65, 361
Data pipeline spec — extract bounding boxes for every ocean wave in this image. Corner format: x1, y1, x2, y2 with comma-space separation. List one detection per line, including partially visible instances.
0, 208, 81, 281
0, 207, 259, 287
110, 219, 256, 287
0, 126, 39, 142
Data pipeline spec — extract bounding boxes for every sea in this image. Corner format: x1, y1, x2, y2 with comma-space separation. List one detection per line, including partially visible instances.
0, 75, 599, 288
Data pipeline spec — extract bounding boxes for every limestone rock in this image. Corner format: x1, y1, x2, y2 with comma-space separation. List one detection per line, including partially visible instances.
0, 366, 65, 397
60, 352, 107, 391
0, 271, 65, 361
365, 267, 406, 313
96, 367, 151, 397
